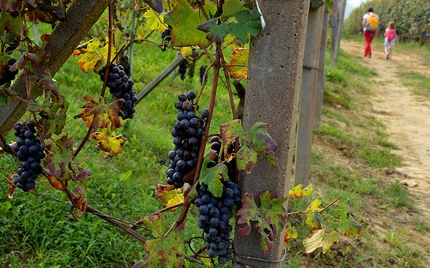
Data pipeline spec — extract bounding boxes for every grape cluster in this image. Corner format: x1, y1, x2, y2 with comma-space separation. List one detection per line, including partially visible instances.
161, 28, 172, 51
178, 60, 188, 81
0, 58, 18, 85
199, 65, 208, 85
194, 180, 241, 264
166, 91, 209, 188
12, 121, 45, 191
210, 136, 239, 180
98, 63, 137, 119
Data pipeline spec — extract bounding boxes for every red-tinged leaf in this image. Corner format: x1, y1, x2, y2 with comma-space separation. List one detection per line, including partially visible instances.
228, 48, 249, 79
246, 122, 278, 167
72, 186, 87, 214
199, 151, 228, 197
220, 119, 245, 159
302, 229, 339, 254
45, 173, 64, 190
140, 213, 166, 238
44, 135, 74, 182
284, 225, 298, 250
76, 39, 116, 73
135, 222, 184, 267
288, 183, 313, 199
236, 145, 257, 174
75, 96, 122, 131
27, 9, 56, 24
91, 129, 126, 156
164, 0, 212, 48
145, 0, 163, 13
236, 191, 288, 254
155, 184, 184, 210
338, 212, 362, 237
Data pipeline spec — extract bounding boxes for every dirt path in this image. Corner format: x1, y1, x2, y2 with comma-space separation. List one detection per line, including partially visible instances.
341, 39, 430, 226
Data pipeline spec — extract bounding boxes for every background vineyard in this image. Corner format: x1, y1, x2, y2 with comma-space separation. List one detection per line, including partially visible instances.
343, 0, 430, 44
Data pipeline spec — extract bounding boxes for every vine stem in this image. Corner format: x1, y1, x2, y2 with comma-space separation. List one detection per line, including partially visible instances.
217, 46, 237, 119
175, 42, 222, 226
100, 2, 115, 99
130, 202, 184, 230
62, 186, 147, 244
288, 196, 342, 216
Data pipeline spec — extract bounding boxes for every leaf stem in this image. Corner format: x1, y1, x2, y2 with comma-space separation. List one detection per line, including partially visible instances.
130, 202, 184, 230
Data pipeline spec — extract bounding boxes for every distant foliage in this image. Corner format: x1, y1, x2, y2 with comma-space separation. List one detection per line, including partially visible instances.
343, 0, 430, 44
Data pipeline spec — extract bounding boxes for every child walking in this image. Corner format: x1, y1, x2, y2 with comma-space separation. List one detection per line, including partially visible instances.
384, 21, 398, 59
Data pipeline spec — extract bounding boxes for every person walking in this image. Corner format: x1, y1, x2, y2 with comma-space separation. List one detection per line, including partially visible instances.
362, 7, 379, 58
384, 21, 398, 59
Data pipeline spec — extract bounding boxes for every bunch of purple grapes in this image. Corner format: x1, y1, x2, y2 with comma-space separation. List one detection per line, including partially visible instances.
199, 65, 208, 85
0, 58, 18, 85
193, 137, 241, 264
166, 91, 209, 188
12, 121, 45, 191
193, 179, 240, 264
98, 63, 137, 119
160, 28, 171, 51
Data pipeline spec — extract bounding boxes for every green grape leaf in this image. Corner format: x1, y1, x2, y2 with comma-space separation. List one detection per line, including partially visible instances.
219, 119, 245, 159
140, 213, 166, 238
199, 151, 228, 197
221, 0, 248, 19
165, 0, 211, 48
305, 200, 324, 230
245, 122, 278, 167
197, 18, 231, 43
302, 229, 339, 254
75, 96, 122, 131
135, 222, 184, 267
228, 10, 262, 43
144, 0, 163, 13
236, 191, 288, 254
338, 211, 362, 237
236, 145, 257, 174
0, 13, 20, 46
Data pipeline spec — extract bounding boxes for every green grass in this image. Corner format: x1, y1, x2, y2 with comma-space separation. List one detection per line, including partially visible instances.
397, 71, 430, 99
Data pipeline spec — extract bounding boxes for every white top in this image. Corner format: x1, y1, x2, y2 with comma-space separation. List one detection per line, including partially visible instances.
362, 13, 371, 32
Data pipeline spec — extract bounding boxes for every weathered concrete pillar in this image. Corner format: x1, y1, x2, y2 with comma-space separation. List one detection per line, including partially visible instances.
232, 1, 309, 267
294, 6, 325, 187
0, 0, 110, 137
315, 11, 329, 132
329, 0, 339, 70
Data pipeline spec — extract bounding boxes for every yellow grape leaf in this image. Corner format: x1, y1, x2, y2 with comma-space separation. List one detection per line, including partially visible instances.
155, 184, 184, 210
288, 183, 313, 198
144, 8, 168, 33
76, 39, 116, 73
91, 128, 126, 156
305, 199, 324, 230
180, 47, 193, 58
284, 225, 298, 250
228, 48, 248, 79
302, 229, 339, 254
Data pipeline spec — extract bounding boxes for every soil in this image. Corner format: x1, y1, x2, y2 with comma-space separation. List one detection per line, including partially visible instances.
339, 40, 430, 265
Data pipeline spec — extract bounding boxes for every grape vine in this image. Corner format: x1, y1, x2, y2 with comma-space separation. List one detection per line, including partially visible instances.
12, 121, 45, 191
